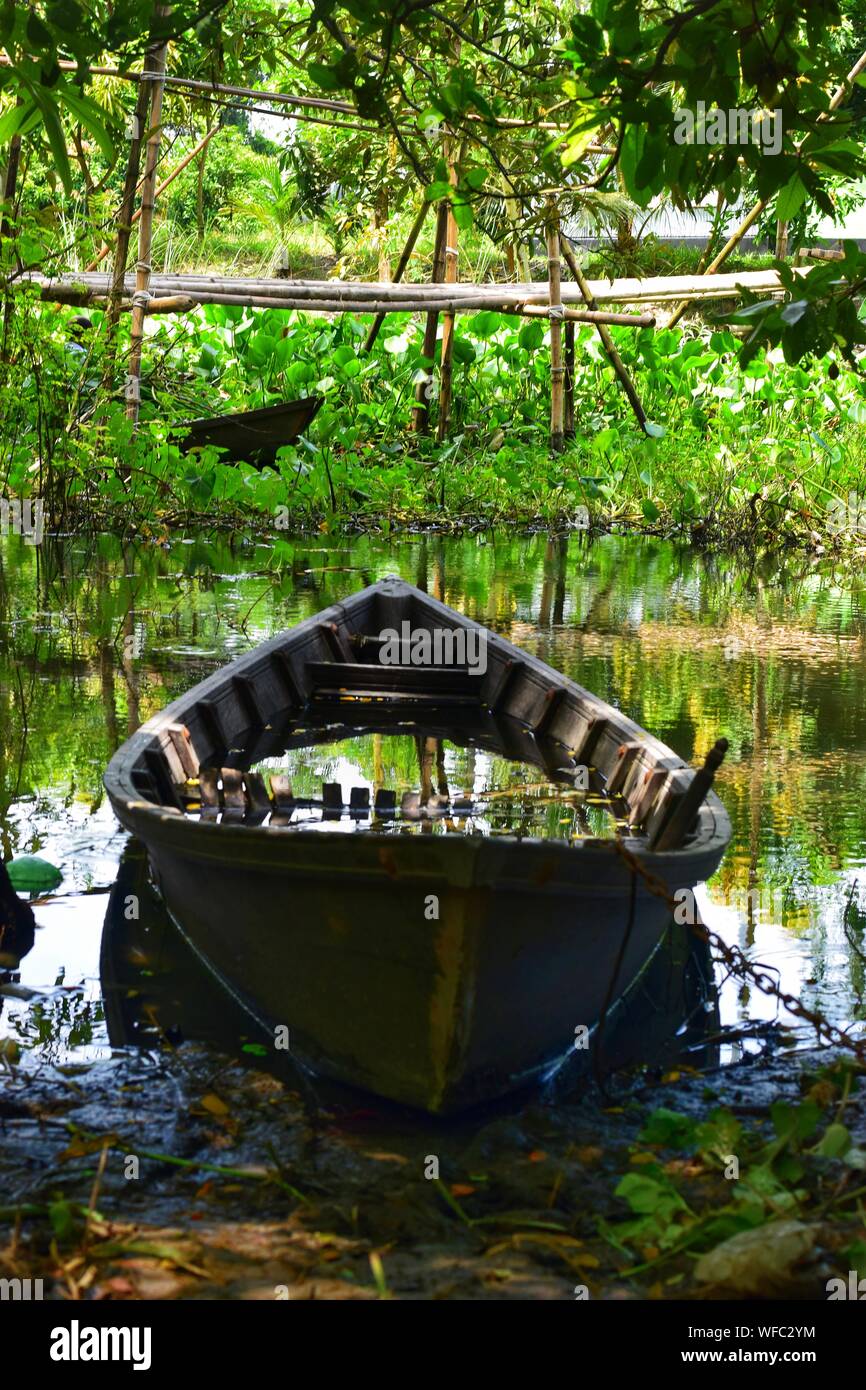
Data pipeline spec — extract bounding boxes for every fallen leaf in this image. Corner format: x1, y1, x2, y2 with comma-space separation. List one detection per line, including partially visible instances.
199, 1093, 230, 1117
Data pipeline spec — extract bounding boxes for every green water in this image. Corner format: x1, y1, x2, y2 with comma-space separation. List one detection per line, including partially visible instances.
247, 726, 622, 839
1, 528, 865, 1061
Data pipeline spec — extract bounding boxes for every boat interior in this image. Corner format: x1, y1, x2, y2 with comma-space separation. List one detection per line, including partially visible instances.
120, 581, 716, 852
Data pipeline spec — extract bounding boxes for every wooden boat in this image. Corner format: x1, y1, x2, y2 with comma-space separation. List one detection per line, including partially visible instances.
103, 577, 731, 1114
179, 396, 323, 465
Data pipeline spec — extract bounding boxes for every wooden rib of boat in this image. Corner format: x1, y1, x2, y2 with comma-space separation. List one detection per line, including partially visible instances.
179, 395, 323, 465
104, 577, 731, 1114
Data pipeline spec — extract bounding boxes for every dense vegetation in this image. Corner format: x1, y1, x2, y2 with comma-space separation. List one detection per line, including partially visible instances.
2, 1, 866, 544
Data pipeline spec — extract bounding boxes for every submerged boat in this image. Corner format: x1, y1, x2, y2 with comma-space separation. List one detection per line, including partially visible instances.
103, 577, 731, 1114
179, 396, 323, 466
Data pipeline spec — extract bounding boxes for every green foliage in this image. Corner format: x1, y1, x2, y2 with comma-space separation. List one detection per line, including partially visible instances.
608, 1074, 866, 1268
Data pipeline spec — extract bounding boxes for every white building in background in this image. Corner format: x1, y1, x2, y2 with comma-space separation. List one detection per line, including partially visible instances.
566, 186, 866, 250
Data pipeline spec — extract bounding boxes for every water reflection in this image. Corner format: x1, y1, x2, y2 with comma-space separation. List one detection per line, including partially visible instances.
1, 528, 865, 1068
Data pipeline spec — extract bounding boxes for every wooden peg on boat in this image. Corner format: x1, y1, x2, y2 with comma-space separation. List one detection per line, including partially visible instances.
651, 739, 729, 851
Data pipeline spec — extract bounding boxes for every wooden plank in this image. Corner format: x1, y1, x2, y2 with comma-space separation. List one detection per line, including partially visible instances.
198, 767, 220, 807
244, 771, 272, 815
485, 658, 522, 713
221, 767, 246, 810
374, 788, 396, 815
646, 768, 693, 848
143, 748, 184, 810
606, 741, 643, 796
629, 763, 675, 825
307, 661, 474, 694
165, 722, 199, 777
571, 715, 608, 765
531, 686, 566, 736
196, 697, 226, 750
269, 774, 294, 812
232, 673, 265, 728
652, 739, 728, 850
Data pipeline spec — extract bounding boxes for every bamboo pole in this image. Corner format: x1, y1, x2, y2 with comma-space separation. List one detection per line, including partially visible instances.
33, 280, 654, 322
546, 201, 565, 453
667, 44, 866, 327
564, 319, 575, 439
88, 125, 218, 271
0, 115, 22, 369
126, 9, 169, 424
363, 199, 429, 352
0, 129, 22, 245
411, 201, 448, 433
33, 267, 793, 306
100, 52, 156, 392
436, 139, 460, 442
0, 58, 586, 134
666, 201, 766, 327
559, 232, 650, 433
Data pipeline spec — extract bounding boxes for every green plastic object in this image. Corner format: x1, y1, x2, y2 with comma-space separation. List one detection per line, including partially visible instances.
6, 856, 63, 892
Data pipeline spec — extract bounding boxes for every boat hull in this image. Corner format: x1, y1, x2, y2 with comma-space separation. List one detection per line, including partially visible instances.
179, 396, 322, 465
104, 576, 732, 1114
139, 814, 719, 1113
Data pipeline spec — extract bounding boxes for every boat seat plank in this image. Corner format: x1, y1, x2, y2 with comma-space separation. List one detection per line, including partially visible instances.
305, 662, 475, 694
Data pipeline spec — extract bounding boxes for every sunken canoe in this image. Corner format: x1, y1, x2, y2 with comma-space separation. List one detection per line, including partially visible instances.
179, 395, 323, 465
104, 577, 731, 1114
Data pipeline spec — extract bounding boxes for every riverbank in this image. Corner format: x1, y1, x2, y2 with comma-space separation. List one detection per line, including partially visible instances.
2, 1032, 863, 1300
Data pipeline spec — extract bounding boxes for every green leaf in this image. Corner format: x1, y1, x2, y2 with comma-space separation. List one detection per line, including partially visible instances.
424, 180, 452, 202
306, 63, 344, 93
27, 84, 73, 192
641, 498, 660, 522
519, 321, 544, 351
776, 175, 808, 223
60, 85, 115, 164
816, 1123, 851, 1159
0, 101, 34, 146
639, 1108, 696, 1150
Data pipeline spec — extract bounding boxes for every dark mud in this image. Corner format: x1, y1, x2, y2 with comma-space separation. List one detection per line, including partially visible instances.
3, 1019, 864, 1300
